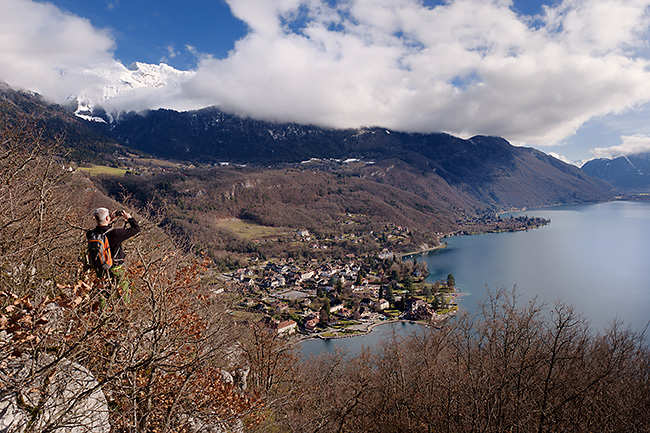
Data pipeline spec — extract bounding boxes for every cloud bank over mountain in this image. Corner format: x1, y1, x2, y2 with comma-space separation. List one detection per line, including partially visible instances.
3, 0, 650, 151
592, 134, 650, 158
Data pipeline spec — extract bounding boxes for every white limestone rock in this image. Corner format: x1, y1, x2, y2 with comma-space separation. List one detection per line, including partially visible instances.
0, 354, 109, 433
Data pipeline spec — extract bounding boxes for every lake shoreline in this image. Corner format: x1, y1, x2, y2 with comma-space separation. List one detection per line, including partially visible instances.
299, 201, 650, 358
416, 201, 650, 332
296, 310, 457, 346
398, 242, 447, 259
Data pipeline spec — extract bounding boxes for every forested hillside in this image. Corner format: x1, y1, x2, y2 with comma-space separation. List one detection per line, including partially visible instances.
100, 107, 613, 210
582, 152, 650, 191
96, 159, 468, 266
1, 82, 129, 164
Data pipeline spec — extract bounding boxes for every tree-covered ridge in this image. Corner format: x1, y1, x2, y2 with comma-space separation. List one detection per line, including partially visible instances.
95, 161, 460, 265
101, 106, 613, 210
0, 82, 129, 165
582, 152, 650, 191
270, 290, 650, 433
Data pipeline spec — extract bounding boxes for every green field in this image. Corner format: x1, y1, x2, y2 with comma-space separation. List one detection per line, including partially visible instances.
215, 218, 289, 240
384, 309, 401, 318
134, 158, 181, 168
229, 310, 264, 321
78, 165, 129, 176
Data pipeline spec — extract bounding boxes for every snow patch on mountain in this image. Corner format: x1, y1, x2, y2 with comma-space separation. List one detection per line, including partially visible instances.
75, 112, 107, 123
69, 61, 195, 121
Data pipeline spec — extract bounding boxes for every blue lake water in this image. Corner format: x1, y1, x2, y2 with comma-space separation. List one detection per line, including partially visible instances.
300, 201, 650, 357
299, 321, 425, 358
419, 201, 650, 332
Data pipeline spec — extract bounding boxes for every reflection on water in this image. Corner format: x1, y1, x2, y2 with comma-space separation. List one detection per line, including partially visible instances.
298, 321, 425, 358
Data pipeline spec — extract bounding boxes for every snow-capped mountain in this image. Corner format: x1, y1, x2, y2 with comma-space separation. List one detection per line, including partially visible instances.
70, 61, 195, 122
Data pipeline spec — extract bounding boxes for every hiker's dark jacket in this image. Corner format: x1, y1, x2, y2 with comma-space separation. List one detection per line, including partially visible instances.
86, 218, 141, 266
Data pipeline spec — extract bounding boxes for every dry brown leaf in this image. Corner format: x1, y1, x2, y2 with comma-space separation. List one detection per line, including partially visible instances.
18, 315, 33, 327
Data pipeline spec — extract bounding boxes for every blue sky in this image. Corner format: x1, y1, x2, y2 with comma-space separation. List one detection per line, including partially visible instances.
47, 0, 552, 71
3, 0, 650, 164
46, 0, 248, 70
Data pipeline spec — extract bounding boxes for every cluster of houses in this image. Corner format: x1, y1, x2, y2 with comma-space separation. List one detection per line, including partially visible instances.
257, 316, 298, 336
222, 253, 452, 337
223, 257, 387, 333
227, 257, 371, 297
252, 297, 394, 337
402, 298, 436, 321
291, 222, 426, 254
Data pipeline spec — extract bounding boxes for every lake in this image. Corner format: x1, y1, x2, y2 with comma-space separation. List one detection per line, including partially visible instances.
299, 321, 426, 358
418, 200, 650, 332
300, 201, 650, 357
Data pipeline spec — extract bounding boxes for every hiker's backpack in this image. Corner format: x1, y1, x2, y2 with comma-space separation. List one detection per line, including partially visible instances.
88, 228, 113, 271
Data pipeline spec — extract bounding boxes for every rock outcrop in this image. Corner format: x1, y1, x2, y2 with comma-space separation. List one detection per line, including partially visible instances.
0, 354, 110, 433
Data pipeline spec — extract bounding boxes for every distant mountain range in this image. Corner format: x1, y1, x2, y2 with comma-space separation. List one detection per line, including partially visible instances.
1, 81, 615, 215
581, 153, 650, 191
92, 106, 612, 210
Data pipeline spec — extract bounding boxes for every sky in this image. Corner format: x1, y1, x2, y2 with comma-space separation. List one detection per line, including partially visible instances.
3, 0, 650, 164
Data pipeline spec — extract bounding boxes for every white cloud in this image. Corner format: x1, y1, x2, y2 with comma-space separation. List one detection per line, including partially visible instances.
543, 0, 650, 55
548, 152, 578, 165
0, 0, 116, 101
177, 0, 650, 146
161, 45, 179, 62
591, 134, 650, 158
3, 0, 650, 152
185, 44, 199, 57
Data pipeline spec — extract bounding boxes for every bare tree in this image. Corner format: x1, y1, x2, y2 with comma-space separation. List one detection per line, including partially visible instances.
0, 117, 78, 298
266, 287, 650, 433
0, 119, 264, 432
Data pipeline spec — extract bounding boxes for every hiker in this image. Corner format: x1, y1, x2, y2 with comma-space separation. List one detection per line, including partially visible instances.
87, 207, 141, 303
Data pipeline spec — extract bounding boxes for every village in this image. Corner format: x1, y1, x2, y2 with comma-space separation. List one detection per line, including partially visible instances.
215, 238, 460, 340
205, 213, 547, 341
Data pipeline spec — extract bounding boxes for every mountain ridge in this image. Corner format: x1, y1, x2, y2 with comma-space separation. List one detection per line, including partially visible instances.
581, 153, 650, 191
0, 81, 127, 163
1, 81, 614, 220
95, 106, 613, 211
68, 61, 194, 120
